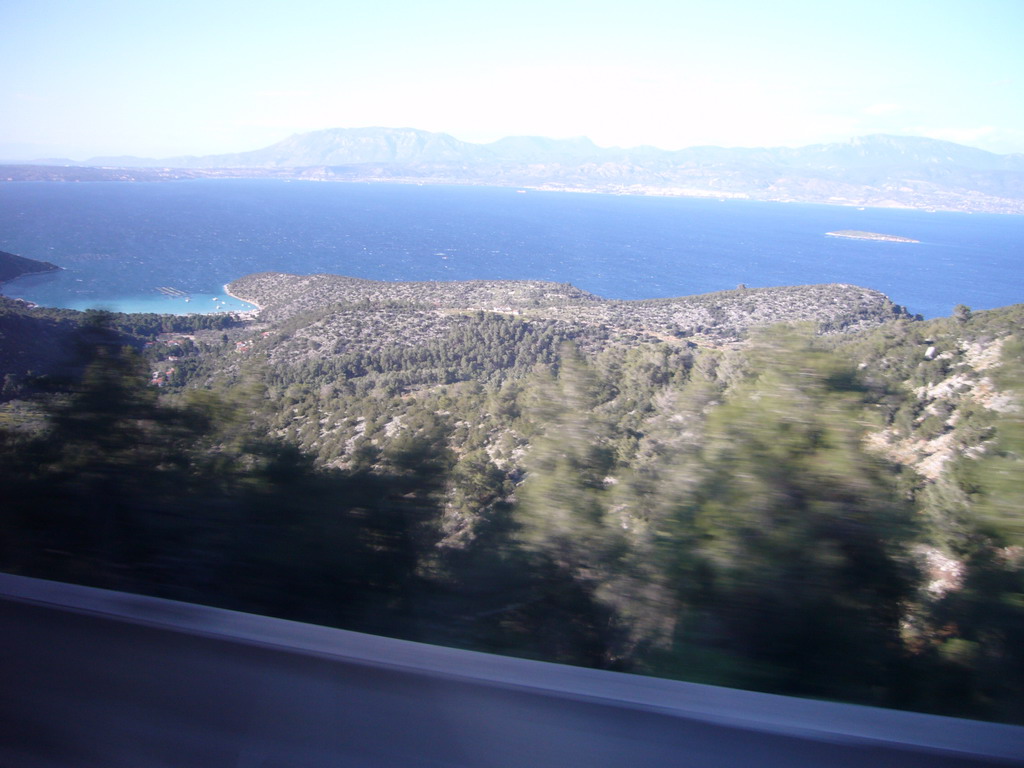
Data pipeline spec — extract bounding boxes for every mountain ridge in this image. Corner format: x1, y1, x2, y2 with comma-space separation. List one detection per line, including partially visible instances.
7, 128, 1024, 213
84, 128, 1024, 171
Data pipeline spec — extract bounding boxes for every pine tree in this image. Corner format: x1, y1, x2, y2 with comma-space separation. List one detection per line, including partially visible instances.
651, 327, 921, 702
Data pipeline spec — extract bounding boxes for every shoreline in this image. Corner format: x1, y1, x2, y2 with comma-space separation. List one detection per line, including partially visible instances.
0, 264, 63, 289
2, 168, 1021, 216
223, 283, 262, 313
826, 230, 920, 243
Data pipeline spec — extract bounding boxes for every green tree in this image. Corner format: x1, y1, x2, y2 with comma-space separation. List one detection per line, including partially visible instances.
650, 328, 920, 703
511, 347, 671, 665
928, 336, 1024, 722
515, 348, 620, 572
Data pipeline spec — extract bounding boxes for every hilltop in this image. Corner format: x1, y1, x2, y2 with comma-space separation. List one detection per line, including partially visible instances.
227, 272, 911, 335
225, 273, 910, 366
0, 273, 912, 405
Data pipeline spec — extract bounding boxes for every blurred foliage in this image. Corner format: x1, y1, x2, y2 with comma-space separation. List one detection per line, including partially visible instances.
2, 298, 1024, 722
648, 328, 918, 703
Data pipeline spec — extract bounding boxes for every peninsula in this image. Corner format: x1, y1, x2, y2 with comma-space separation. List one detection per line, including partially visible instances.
826, 230, 920, 243
0, 250, 61, 284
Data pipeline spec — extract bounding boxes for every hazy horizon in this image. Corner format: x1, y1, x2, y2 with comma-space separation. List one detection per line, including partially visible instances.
3, 0, 1022, 161
7, 126, 1024, 165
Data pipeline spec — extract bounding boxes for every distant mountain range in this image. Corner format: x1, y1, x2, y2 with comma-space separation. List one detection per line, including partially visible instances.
7, 127, 1024, 213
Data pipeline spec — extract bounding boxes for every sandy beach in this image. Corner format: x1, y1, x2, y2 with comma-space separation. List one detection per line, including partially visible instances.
223, 283, 262, 315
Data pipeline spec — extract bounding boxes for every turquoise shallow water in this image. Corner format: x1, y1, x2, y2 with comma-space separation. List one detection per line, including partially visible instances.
45, 289, 256, 315
0, 180, 1021, 318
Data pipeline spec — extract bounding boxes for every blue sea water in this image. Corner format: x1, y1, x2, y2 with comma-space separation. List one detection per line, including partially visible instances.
0, 179, 1021, 319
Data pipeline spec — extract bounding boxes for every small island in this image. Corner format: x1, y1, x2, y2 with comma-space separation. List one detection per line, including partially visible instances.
826, 230, 920, 243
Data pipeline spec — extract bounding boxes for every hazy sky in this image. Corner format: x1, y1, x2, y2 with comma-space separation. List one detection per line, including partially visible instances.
2, 0, 1022, 160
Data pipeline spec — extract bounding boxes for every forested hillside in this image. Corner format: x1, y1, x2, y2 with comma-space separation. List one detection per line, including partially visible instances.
0, 250, 60, 284
1, 276, 1021, 724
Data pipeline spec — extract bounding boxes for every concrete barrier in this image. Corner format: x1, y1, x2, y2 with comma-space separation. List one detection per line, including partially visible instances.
2, 572, 1022, 767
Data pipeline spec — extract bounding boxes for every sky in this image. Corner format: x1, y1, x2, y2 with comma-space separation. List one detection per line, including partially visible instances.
2, 0, 1023, 160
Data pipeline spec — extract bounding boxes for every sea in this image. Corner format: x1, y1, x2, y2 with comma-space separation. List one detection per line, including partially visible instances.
0, 179, 1021, 319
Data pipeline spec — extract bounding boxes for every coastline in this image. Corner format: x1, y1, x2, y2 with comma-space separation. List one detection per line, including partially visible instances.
826, 230, 920, 243
223, 283, 262, 314
0, 264, 63, 289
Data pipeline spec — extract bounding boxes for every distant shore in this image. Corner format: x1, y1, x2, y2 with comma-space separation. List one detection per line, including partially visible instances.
826, 229, 920, 243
